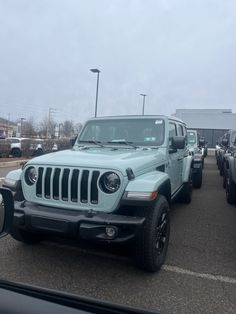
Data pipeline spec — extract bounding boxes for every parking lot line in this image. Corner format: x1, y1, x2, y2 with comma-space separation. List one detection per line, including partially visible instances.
44, 241, 236, 285
162, 265, 236, 284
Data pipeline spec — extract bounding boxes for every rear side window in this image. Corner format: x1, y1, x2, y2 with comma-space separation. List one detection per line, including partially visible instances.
169, 123, 177, 146
177, 124, 184, 136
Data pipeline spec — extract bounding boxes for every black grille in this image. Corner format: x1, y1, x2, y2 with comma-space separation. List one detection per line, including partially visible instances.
36, 167, 100, 204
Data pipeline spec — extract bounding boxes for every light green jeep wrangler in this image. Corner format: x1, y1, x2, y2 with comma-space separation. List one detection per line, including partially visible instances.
187, 129, 204, 188
3, 116, 193, 272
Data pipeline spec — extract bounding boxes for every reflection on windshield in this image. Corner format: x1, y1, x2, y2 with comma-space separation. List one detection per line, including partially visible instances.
78, 118, 165, 147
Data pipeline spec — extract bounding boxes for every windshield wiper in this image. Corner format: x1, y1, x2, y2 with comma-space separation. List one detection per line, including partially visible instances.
78, 140, 105, 148
106, 140, 137, 149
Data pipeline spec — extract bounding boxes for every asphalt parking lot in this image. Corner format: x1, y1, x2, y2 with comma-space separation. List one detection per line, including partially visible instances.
0, 157, 236, 314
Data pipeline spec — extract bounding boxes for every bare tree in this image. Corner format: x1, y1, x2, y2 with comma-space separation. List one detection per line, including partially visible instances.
22, 117, 37, 137
38, 117, 56, 138
62, 120, 74, 137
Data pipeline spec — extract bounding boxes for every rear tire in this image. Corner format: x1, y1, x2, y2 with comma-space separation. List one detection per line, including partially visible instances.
193, 167, 202, 189
134, 195, 170, 272
11, 227, 42, 244
226, 173, 236, 204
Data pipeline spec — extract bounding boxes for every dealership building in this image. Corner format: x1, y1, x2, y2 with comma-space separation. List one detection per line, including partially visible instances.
174, 109, 236, 148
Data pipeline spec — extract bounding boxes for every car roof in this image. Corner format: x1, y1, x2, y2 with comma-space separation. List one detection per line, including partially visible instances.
87, 115, 186, 125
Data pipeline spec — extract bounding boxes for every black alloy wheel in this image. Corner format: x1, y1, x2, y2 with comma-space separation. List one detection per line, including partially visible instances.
134, 195, 170, 272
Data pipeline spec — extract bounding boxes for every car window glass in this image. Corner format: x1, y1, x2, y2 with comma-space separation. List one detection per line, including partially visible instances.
169, 123, 177, 146
177, 124, 184, 136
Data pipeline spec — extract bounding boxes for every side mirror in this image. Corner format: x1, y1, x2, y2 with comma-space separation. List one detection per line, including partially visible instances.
199, 139, 205, 146
0, 188, 14, 237
221, 138, 229, 147
172, 136, 185, 149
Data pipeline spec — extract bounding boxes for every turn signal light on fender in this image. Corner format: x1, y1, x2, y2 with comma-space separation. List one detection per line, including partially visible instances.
126, 191, 158, 200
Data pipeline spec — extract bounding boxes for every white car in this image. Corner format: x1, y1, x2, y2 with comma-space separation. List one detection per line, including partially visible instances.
6, 137, 28, 158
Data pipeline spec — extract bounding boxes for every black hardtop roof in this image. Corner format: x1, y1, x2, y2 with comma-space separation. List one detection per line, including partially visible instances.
87, 115, 185, 125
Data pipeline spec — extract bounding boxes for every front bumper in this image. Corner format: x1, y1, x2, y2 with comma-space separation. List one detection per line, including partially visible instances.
13, 201, 145, 243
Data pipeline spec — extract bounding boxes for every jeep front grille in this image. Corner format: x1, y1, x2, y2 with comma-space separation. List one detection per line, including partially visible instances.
36, 167, 100, 204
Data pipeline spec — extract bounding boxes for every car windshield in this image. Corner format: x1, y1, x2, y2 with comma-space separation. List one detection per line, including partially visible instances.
187, 131, 197, 145
78, 118, 165, 147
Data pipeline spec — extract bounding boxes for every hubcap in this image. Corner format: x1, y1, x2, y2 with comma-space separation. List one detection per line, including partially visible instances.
155, 211, 168, 255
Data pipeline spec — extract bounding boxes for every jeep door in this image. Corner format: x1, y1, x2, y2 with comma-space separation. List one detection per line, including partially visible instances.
166, 122, 181, 193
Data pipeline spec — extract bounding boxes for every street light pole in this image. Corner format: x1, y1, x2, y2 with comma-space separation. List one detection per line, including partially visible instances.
90, 68, 100, 117
140, 94, 147, 115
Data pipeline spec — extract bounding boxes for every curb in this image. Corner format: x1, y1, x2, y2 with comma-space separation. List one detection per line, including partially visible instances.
0, 160, 29, 168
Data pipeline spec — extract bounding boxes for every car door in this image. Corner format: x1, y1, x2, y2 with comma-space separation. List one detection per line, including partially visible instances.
166, 122, 179, 194
176, 123, 186, 186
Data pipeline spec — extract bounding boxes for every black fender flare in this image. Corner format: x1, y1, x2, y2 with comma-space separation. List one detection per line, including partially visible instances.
157, 179, 171, 206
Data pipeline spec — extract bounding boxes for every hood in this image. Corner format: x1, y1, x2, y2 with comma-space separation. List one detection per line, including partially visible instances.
27, 147, 167, 176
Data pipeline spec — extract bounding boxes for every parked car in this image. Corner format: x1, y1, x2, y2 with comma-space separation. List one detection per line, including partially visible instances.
29, 139, 44, 156
217, 130, 236, 188
187, 129, 204, 188
3, 115, 195, 272
217, 129, 236, 192
6, 137, 25, 157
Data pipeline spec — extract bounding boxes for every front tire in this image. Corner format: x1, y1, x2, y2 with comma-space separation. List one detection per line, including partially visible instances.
179, 170, 193, 203
134, 195, 170, 272
11, 148, 21, 158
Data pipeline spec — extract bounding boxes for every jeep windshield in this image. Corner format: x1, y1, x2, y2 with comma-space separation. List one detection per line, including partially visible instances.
77, 118, 165, 147
187, 131, 197, 145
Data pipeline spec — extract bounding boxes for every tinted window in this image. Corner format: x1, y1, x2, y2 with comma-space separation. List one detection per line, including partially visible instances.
177, 124, 184, 136
169, 123, 177, 146
79, 118, 165, 146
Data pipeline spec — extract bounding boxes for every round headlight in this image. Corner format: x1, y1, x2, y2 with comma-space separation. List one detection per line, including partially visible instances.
25, 167, 38, 185
100, 172, 121, 193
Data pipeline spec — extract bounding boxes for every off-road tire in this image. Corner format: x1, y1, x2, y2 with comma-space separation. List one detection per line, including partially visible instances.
193, 167, 202, 189
11, 148, 21, 158
220, 161, 224, 176
223, 163, 227, 189
226, 173, 236, 204
134, 195, 170, 272
179, 170, 193, 203
11, 227, 42, 244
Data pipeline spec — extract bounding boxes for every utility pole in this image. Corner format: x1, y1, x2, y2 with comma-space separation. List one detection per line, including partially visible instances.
6, 113, 10, 137
47, 108, 56, 138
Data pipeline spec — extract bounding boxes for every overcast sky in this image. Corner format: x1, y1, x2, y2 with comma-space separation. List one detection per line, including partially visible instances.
0, 0, 236, 124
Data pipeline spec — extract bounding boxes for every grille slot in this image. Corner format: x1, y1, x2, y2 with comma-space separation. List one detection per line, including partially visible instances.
62, 169, 70, 201
71, 169, 79, 202
91, 171, 99, 204
36, 167, 44, 197
35, 167, 100, 205
81, 170, 89, 203
44, 168, 52, 198
53, 168, 61, 200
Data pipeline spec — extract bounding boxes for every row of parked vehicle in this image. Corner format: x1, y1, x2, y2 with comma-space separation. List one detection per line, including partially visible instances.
215, 129, 236, 204
0, 137, 71, 158
1, 115, 207, 272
